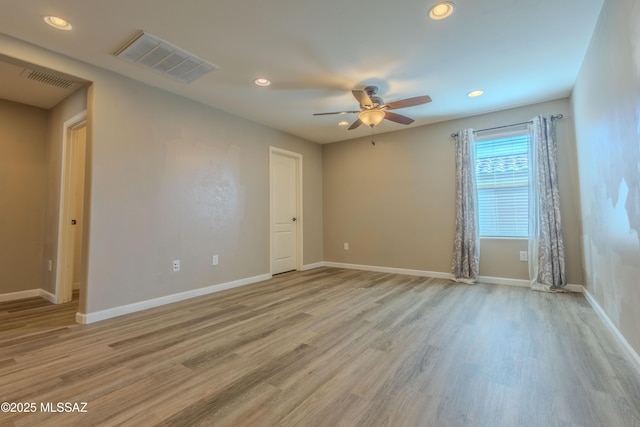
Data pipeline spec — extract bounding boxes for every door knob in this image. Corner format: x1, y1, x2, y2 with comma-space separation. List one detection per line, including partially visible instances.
292, 217, 297, 222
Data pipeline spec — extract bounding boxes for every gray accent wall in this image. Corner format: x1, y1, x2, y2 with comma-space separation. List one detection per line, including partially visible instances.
572, 0, 640, 356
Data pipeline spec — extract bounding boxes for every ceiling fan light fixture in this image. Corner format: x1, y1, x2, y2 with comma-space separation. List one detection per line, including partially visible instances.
429, 2, 455, 20
359, 109, 386, 127
43, 15, 73, 30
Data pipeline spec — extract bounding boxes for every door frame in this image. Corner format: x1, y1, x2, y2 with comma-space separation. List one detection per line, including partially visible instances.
269, 147, 303, 274
55, 111, 87, 304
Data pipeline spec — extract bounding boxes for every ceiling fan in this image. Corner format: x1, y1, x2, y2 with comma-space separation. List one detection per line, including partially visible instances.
313, 86, 432, 130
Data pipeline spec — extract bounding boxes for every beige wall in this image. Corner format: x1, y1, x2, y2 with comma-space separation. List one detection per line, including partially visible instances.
323, 98, 584, 285
0, 33, 323, 315
0, 100, 48, 294
572, 0, 640, 355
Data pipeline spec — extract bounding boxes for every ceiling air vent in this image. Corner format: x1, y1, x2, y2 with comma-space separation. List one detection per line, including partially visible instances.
20, 69, 75, 88
114, 31, 220, 83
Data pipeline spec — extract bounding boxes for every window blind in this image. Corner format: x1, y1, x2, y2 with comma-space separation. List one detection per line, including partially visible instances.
475, 131, 530, 237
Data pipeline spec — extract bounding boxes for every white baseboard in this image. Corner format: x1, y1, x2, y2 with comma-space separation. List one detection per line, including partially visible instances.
583, 288, 640, 377
0, 288, 60, 303
478, 275, 530, 287
321, 263, 583, 293
39, 289, 57, 303
565, 284, 584, 293
75, 273, 272, 324
477, 275, 583, 293
70, 260, 584, 324
301, 262, 324, 271
323, 261, 455, 280
0, 289, 41, 302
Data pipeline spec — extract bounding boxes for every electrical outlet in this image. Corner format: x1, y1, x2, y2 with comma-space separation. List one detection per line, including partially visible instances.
173, 260, 180, 272
212, 255, 219, 266
519, 251, 528, 262
343, 242, 349, 250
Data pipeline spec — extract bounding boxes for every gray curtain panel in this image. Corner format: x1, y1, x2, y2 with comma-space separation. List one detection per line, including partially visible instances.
451, 129, 479, 284
528, 115, 566, 291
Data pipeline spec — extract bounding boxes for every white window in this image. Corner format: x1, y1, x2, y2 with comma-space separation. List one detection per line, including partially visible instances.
475, 128, 530, 237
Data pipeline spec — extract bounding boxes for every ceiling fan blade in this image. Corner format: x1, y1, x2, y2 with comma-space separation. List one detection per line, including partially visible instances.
348, 119, 363, 130
384, 111, 414, 125
384, 95, 432, 110
313, 110, 361, 116
352, 90, 373, 108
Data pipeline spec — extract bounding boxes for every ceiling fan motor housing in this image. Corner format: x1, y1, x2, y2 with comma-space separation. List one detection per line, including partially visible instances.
363, 86, 382, 108
364, 86, 378, 96
369, 96, 384, 107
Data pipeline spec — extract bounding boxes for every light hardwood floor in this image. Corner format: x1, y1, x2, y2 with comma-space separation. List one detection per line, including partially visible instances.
1, 268, 639, 426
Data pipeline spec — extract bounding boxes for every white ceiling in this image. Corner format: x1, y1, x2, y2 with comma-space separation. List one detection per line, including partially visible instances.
0, 0, 604, 143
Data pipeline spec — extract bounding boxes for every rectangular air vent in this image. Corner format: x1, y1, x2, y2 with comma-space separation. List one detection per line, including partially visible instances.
21, 69, 75, 88
114, 31, 219, 83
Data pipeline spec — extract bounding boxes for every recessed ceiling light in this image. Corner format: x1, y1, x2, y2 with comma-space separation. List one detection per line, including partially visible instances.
43, 15, 73, 31
254, 78, 271, 87
338, 121, 350, 127
429, 2, 455, 20
468, 90, 484, 97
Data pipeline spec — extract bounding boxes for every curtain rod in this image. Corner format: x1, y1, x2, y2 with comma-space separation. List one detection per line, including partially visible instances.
450, 114, 564, 138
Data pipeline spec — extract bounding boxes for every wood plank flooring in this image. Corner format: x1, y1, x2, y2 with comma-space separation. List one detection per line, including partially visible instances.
1, 268, 639, 426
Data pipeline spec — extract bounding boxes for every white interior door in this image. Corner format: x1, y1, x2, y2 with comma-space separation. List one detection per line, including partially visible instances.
270, 149, 301, 274
56, 112, 87, 304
